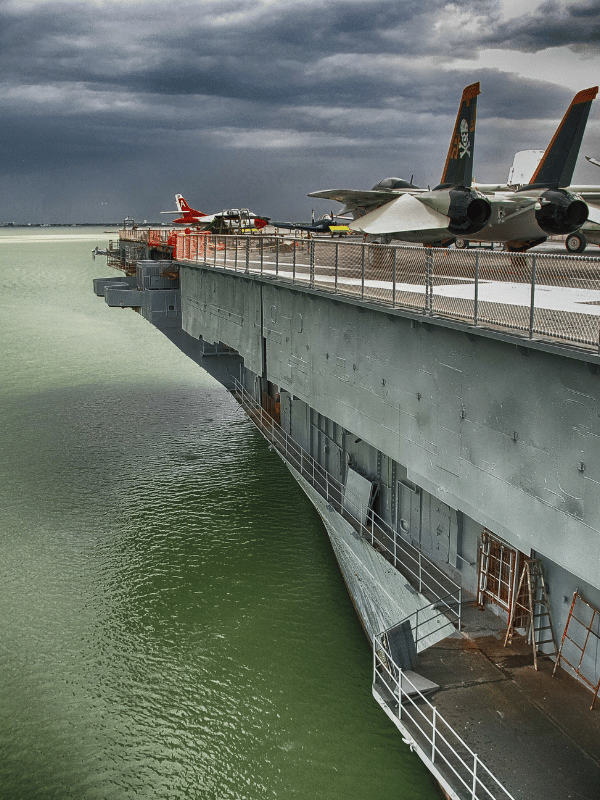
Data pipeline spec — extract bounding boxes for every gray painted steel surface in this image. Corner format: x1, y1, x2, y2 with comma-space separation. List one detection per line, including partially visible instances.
181, 262, 600, 594
291, 465, 450, 649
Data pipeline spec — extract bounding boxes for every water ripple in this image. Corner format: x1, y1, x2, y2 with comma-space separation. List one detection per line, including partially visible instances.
0, 230, 439, 800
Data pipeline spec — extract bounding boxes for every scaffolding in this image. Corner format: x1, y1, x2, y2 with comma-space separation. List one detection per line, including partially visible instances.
477, 530, 527, 622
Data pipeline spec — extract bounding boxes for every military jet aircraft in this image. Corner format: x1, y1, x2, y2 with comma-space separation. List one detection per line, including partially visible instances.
309, 85, 599, 252
309, 82, 489, 247
455, 150, 600, 253
271, 213, 351, 236
161, 194, 269, 231
550, 155, 600, 251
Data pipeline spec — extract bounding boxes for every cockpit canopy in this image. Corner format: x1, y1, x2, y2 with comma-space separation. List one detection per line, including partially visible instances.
371, 177, 419, 191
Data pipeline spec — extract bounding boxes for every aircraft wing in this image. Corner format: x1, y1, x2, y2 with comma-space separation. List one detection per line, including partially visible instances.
348, 191, 538, 237
308, 188, 418, 212
272, 221, 313, 231
348, 193, 451, 235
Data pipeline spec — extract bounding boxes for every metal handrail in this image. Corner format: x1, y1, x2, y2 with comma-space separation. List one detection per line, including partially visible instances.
230, 380, 510, 799
384, 601, 458, 652
373, 630, 516, 800
118, 228, 174, 244
178, 233, 600, 355
232, 378, 461, 621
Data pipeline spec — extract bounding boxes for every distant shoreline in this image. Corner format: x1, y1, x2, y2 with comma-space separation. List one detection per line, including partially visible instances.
0, 222, 150, 229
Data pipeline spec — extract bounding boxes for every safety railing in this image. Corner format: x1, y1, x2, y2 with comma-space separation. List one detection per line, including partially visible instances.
388, 601, 458, 654
177, 233, 600, 354
232, 378, 462, 621
373, 624, 516, 800
231, 377, 512, 799
118, 227, 175, 245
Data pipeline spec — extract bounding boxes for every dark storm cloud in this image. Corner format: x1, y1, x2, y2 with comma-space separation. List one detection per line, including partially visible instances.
0, 0, 447, 104
0, 0, 597, 223
476, 0, 600, 50
0, 0, 583, 116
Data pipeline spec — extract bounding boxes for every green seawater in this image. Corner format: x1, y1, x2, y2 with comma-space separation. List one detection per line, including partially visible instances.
0, 228, 439, 799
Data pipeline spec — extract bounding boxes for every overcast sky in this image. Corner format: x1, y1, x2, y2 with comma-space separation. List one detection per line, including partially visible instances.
1, 0, 599, 223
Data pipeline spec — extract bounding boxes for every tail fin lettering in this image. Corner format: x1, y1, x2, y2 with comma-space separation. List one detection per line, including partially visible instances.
176, 194, 202, 216
172, 194, 206, 223
438, 82, 480, 188
528, 87, 598, 188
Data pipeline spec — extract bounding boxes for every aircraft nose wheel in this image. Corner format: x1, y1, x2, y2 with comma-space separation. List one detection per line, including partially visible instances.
566, 232, 587, 253
454, 238, 468, 249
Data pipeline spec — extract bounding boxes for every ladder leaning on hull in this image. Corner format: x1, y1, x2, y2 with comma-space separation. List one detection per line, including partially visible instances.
504, 558, 558, 670
553, 591, 600, 710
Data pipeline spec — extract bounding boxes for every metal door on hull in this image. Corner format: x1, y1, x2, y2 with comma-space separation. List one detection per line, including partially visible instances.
424, 496, 458, 566
396, 480, 421, 545
318, 430, 343, 484
396, 484, 458, 567
279, 391, 292, 435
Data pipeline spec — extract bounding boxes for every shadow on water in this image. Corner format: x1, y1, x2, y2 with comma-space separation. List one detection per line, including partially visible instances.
0, 231, 440, 799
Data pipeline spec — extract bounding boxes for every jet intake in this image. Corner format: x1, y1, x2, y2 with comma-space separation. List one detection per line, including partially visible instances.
535, 189, 588, 236
446, 188, 492, 236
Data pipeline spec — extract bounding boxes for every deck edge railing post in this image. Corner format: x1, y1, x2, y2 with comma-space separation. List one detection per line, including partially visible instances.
361, 244, 366, 300
335, 241, 339, 293
372, 634, 376, 696
425, 247, 433, 315
245, 237, 250, 274
310, 239, 315, 288
397, 664, 403, 720
415, 608, 419, 649
472, 753, 478, 800
260, 236, 264, 274
293, 239, 297, 283
529, 254, 536, 338
474, 250, 480, 325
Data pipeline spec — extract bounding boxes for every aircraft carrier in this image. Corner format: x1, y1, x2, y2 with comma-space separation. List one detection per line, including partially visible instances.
93, 225, 600, 800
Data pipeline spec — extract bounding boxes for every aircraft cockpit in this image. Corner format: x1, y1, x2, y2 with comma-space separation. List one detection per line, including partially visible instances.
371, 177, 419, 191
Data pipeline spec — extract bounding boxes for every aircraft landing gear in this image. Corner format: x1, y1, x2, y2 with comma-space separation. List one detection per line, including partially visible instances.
565, 232, 587, 253
454, 238, 468, 249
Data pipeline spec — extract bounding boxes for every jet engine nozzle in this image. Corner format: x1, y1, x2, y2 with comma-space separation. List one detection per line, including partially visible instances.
535, 189, 588, 236
446, 188, 492, 236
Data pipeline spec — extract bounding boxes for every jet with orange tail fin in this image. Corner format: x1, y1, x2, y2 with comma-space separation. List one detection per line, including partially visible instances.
310, 85, 599, 251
